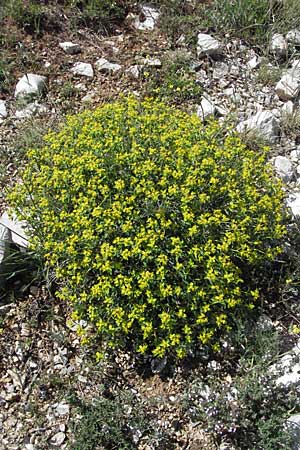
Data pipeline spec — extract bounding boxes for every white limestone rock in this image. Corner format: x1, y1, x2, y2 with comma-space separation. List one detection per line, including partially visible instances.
0, 225, 11, 267
50, 431, 65, 446
287, 192, 300, 217
55, 402, 70, 416
71, 62, 94, 78
81, 92, 96, 103
59, 41, 81, 55
291, 149, 300, 162
95, 58, 121, 73
197, 33, 223, 57
224, 88, 242, 105
215, 104, 228, 116
197, 97, 215, 120
286, 29, 300, 46
274, 155, 294, 182
247, 55, 262, 70
134, 5, 160, 31
286, 414, 300, 450
0, 100, 7, 118
272, 341, 300, 386
126, 65, 140, 79
281, 100, 294, 115
275, 71, 300, 101
270, 33, 288, 59
15, 101, 48, 119
15, 73, 46, 99
0, 211, 28, 248
213, 62, 229, 79
141, 57, 162, 67
236, 110, 280, 143
219, 443, 236, 450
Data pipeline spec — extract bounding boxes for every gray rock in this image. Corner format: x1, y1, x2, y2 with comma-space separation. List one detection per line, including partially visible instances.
15, 101, 48, 119
50, 431, 65, 446
274, 155, 294, 182
281, 100, 294, 115
196, 97, 216, 120
0, 224, 11, 266
219, 443, 236, 450
275, 71, 300, 101
286, 414, 300, 450
0, 303, 14, 316
81, 92, 95, 103
140, 57, 162, 67
291, 149, 300, 162
0, 211, 28, 248
0, 100, 7, 118
95, 58, 121, 73
71, 62, 94, 78
237, 110, 280, 143
134, 5, 160, 31
14, 73, 46, 99
292, 60, 300, 70
55, 402, 70, 416
273, 341, 300, 385
224, 88, 242, 105
213, 62, 230, 79
197, 33, 223, 57
59, 41, 81, 55
25, 445, 36, 450
286, 29, 300, 46
247, 55, 262, 70
270, 33, 288, 59
287, 192, 300, 217
126, 65, 140, 79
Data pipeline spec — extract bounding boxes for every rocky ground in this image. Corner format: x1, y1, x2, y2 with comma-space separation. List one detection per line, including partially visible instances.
2, 2, 300, 449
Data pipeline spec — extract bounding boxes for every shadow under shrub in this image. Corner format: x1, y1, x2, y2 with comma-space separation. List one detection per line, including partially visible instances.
9, 96, 286, 359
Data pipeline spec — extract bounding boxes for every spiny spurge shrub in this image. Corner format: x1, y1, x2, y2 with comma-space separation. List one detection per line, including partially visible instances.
9, 97, 286, 358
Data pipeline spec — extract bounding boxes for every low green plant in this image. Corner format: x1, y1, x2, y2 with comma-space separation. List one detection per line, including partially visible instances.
70, 389, 173, 450
271, 0, 300, 37
199, 0, 274, 46
143, 66, 202, 105
3, 0, 45, 35
142, 50, 202, 106
151, 0, 207, 45
256, 61, 282, 86
281, 110, 300, 140
183, 324, 299, 450
68, 0, 129, 33
9, 97, 286, 359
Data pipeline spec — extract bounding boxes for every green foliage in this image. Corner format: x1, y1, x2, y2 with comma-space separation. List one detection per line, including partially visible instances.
203, 0, 273, 45
281, 111, 300, 140
9, 97, 286, 359
256, 61, 282, 87
70, 389, 173, 450
272, 0, 300, 36
150, 0, 207, 45
3, 0, 45, 35
143, 65, 202, 106
68, 0, 129, 32
183, 325, 299, 450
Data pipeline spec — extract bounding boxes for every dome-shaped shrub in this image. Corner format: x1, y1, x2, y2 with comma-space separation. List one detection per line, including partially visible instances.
9, 97, 286, 358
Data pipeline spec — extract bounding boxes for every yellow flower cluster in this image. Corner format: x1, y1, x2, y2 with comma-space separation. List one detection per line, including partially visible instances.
9, 96, 286, 358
